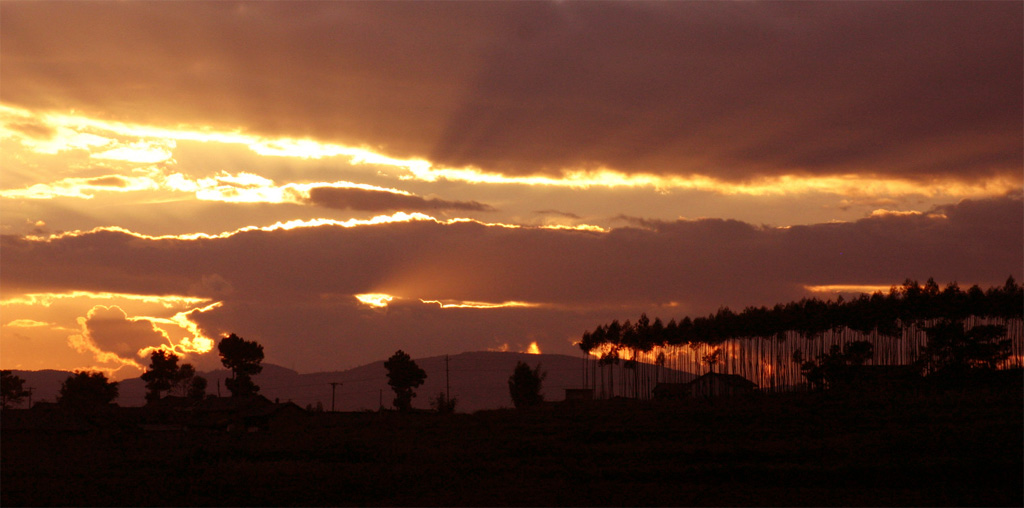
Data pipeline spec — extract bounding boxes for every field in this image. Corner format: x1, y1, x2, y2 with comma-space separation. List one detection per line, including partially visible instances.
3, 383, 1021, 507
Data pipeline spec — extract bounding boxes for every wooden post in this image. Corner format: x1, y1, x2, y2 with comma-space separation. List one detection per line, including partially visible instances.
329, 382, 342, 412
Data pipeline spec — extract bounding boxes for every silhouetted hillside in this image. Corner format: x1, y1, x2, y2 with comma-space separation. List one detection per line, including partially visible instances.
10, 352, 694, 412
258, 351, 693, 412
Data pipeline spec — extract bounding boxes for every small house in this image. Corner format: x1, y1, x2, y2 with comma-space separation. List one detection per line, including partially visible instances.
653, 372, 758, 400
688, 372, 757, 398
651, 383, 690, 400
187, 395, 307, 432
564, 388, 594, 402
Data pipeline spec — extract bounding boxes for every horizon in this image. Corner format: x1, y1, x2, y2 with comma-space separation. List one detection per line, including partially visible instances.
2, 1, 1022, 380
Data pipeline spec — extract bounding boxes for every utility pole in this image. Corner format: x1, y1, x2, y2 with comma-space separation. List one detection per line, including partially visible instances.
329, 382, 342, 412
26, 387, 34, 408
445, 355, 450, 401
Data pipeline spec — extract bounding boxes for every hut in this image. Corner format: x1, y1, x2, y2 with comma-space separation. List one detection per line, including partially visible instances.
564, 388, 594, 402
653, 372, 758, 400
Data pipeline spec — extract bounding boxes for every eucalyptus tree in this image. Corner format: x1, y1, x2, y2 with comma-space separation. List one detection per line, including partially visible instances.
917, 320, 1011, 374
579, 277, 1023, 394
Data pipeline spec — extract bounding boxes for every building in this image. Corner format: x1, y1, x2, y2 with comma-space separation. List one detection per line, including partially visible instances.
653, 372, 758, 400
563, 388, 594, 402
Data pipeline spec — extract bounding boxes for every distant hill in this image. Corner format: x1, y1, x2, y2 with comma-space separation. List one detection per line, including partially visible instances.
7, 351, 695, 412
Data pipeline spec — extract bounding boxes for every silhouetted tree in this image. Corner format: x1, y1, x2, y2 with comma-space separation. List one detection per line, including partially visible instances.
796, 340, 874, 390
430, 392, 458, 414
218, 333, 264, 397
917, 320, 1011, 374
581, 276, 1023, 394
170, 363, 193, 395
384, 350, 426, 411
702, 347, 722, 374
187, 375, 208, 400
1, 370, 29, 409
58, 371, 118, 413
167, 363, 207, 400
508, 361, 546, 409
142, 350, 180, 402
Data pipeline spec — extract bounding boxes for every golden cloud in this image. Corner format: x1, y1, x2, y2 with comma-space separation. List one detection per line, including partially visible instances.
3, 104, 1017, 204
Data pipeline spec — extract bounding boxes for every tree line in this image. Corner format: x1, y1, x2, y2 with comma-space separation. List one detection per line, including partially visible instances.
576, 277, 1023, 398
0, 333, 265, 412
383, 350, 546, 412
2, 336, 548, 413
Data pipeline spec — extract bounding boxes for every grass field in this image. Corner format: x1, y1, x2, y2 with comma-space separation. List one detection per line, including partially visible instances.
3, 383, 1021, 506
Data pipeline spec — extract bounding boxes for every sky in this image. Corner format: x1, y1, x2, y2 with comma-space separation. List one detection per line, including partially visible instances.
1, 1, 1021, 379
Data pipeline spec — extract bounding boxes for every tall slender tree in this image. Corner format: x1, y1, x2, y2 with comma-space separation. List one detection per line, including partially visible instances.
580, 276, 1023, 396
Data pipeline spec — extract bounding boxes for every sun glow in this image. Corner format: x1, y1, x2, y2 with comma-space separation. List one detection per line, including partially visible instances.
405, 165, 1021, 198
4, 319, 51, 328
355, 293, 395, 308
21, 212, 610, 244
23, 212, 441, 242
1, 291, 212, 308
0, 173, 164, 200
526, 342, 542, 355
3, 104, 1015, 200
804, 284, 894, 295
419, 299, 542, 309
1, 291, 222, 377
0, 104, 431, 178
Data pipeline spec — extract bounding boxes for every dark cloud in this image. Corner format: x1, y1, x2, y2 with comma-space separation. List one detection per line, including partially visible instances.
306, 186, 493, 213
535, 210, 581, 220
2, 195, 1020, 369
2, 2, 1019, 183
5, 121, 55, 139
611, 215, 663, 230
79, 305, 166, 361
85, 176, 129, 188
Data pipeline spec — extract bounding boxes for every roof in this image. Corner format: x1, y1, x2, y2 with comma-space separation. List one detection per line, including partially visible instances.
689, 372, 758, 389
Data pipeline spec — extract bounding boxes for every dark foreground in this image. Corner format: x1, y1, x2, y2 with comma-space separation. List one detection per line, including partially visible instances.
3, 385, 1022, 507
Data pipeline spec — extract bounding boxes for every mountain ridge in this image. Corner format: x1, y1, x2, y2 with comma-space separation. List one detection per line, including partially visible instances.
7, 351, 695, 412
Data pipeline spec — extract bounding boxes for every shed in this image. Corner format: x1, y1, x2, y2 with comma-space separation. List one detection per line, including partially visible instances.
653, 373, 758, 400
651, 383, 691, 400
688, 372, 758, 398
564, 388, 594, 402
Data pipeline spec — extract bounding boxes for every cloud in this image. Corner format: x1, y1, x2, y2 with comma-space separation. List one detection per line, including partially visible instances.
69, 305, 169, 371
6, 120, 55, 139
306, 186, 494, 213
535, 210, 581, 220
1, 194, 1019, 370
65, 302, 221, 375
5, 319, 51, 328
2, 2, 1019, 185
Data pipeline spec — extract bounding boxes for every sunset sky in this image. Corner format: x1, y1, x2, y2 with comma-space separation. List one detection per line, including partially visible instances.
1, 1, 1021, 379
